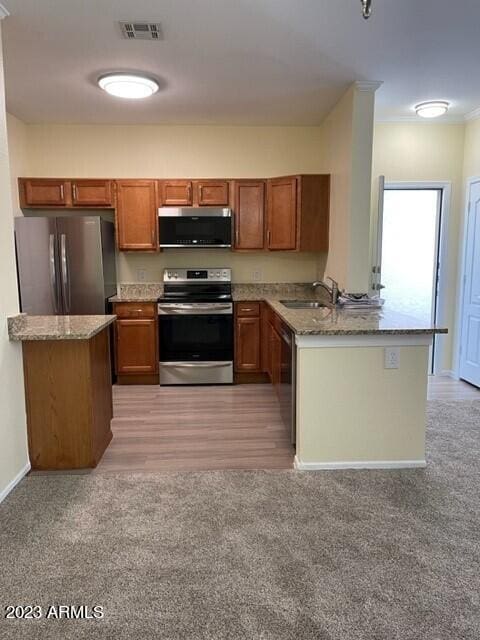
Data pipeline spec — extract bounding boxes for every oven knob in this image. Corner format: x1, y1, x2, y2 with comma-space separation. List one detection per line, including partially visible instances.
216, 272, 220, 277
173, 272, 178, 279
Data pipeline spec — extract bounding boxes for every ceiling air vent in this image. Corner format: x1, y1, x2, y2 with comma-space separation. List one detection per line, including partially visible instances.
119, 22, 163, 41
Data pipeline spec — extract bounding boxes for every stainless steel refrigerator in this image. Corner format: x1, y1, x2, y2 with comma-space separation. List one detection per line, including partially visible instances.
14, 217, 116, 315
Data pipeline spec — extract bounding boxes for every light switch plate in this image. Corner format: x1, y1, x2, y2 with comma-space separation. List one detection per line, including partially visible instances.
252, 270, 262, 281
384, 346, 400, 369
137, 269, 146, 282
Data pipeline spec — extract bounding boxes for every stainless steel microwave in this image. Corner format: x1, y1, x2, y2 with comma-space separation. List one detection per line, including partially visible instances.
158, 208, 232, 248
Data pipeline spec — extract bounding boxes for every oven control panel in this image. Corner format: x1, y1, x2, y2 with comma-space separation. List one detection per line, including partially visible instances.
163, 268, 231, 283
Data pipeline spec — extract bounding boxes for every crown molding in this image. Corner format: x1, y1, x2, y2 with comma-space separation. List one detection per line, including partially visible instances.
0, 4, 9, 19
464, 106, 480, 122
354, 80, 383, 93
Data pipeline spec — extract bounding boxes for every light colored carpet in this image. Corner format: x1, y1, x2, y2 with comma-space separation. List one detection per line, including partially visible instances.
1, 400, 480, 640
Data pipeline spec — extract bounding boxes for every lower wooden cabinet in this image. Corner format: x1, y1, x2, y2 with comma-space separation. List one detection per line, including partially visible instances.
234, 302, 262, 373
235, 316, 261, 371
114, 303, 158, 381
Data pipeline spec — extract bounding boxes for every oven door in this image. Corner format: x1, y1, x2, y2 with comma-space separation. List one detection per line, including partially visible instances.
158, 210, 232, 248
158, 303, 233, 384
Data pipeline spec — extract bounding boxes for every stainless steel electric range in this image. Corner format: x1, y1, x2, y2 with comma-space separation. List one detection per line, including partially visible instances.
157, 268, 233, 385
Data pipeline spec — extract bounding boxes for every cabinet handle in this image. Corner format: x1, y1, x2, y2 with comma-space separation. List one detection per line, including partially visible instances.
188, 183, 192, 201
235, 229, 239, 246
60, 184, 64, 200
267, 230, 271, 245
72, 184, 77, 201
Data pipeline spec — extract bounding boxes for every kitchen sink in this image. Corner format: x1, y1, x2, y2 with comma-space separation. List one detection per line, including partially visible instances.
280, 300, 329, 309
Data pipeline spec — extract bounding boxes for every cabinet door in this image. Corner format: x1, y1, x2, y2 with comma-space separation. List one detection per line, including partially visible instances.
197, 180, 229, 206
234, 180, 265, 250
115, 319, 158, 374
72, 180, 113, 207
116, 180, 158, 251
266, 177, 297, 250
235, 317, 261, 372
160, 180, 193, 206
22, 179, 68, 207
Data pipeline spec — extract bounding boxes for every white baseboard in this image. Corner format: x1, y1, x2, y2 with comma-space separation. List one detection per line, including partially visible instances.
0, 462, 31, 504
294, 455, 426, 471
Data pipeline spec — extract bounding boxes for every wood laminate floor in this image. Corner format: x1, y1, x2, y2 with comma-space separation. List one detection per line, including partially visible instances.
93, 376, 479, 474
427, 375, 480, 401
96, 384, 295, 473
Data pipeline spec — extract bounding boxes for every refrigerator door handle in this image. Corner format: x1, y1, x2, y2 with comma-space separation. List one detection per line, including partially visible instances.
49, 234, 59, 313
60, 233, 70, 313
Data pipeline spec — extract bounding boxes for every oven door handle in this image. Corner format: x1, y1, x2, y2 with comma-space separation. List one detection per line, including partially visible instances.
161, 361, 231, 368
158, 304, 232, 314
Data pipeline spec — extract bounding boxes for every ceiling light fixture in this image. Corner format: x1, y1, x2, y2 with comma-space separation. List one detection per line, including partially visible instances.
415, 101, 450, 119
98, 73, 159, 99
361, 0, 373, 19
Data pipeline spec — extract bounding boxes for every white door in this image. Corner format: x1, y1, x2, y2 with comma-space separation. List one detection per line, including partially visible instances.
373, 183, 443, 372
459, 180, 480, 387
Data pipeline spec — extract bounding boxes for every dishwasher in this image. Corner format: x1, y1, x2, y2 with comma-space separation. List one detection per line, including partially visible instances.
278, 323, 296, 445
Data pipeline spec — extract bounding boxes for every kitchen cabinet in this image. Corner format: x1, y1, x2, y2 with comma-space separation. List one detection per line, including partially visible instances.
20, 178, 69, 207
233, 180, 265, 250
266, 174, 330, 252
71, 179, 114, 207
159, 180, 193, 206
235, 302, 262, 372
266, 177, 297, 250
22, 326, 113, 470
196, 180, 230, 206
114, 302, 158, 383
116, 180, 158, 251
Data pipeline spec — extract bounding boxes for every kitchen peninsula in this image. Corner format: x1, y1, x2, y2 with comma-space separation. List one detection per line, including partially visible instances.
8, 314, 116, 470
112, 281, 447, 470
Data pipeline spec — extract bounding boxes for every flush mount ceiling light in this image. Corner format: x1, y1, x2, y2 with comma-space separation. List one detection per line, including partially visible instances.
415, 101, 450, 119
98, 73, 159, 99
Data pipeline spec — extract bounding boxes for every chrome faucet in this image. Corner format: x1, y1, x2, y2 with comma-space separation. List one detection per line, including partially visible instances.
312, 277, 339, 305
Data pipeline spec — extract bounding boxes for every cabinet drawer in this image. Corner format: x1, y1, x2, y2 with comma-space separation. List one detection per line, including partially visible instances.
114, 302, 156, 318
236, 302, 260, 317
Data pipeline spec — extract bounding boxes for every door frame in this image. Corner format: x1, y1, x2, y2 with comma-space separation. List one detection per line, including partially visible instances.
373, 180, 451, 376
454, 176, 480, 380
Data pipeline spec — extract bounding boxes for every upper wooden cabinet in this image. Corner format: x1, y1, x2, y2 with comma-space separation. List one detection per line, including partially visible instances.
196, 180, 229, 206
266, 177, 297, 250
116, 180, 158, 251
71, 180, 114, 207
20, 179, 69, 207
159, 180, 193, 206
233, 180, 265, 250
266, 174, 330, 252
19, 178, 114, 209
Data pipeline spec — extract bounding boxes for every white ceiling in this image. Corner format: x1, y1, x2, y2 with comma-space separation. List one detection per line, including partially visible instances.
2, 0, 480, 125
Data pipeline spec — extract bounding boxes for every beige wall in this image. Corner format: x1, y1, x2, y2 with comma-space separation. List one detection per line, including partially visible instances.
0, 24, 29, 500
296, 343, 429, 465
463, 118, 480, 180
372, 122, 466, 373
321, 85, 376, 290
6, 113, 29, 216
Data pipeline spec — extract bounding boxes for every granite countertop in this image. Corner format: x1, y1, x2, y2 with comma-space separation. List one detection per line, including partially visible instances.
109, 282, 447, 336
7, 314, 117, 341
265, 299, 448, 336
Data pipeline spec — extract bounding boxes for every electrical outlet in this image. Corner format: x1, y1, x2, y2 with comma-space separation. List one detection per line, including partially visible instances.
384, 347, 400, 369
137, 269, 146, 282
252, 270, 262, 282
